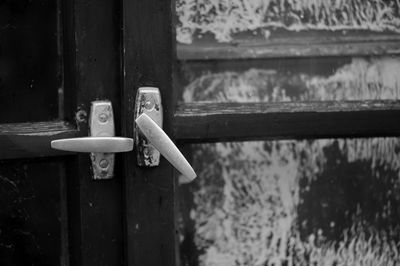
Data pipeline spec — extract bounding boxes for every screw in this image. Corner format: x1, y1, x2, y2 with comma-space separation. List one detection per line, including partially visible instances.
98, 113, 108, 123
143, 146, 153, 158
144, 97, 155, 110
99, 159, 109, 169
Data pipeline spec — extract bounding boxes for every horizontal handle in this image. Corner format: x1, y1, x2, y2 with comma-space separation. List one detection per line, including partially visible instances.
135, 113, 197, 181
51, 137, 133, 153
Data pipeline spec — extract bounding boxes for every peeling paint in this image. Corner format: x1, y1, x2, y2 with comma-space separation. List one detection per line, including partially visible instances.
19, 130, 68, 136
75, 109, 87, 124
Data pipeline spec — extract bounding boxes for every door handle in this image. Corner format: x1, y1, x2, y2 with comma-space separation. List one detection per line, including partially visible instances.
51, 95, 196, 181
136, 113, 196, 181
51, 137, 133, 153
51, 101, 132, 179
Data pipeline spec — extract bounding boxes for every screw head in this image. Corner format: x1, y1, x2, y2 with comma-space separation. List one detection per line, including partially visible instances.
143, 146, 153, 158
98, 113, 108, 123
99, 159, 109, 169
144, 97, 155, 110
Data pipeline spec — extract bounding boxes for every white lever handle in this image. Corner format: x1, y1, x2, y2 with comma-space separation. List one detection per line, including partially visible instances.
135, 113, 197, 181
50, 100, 197, 181
51, 137, 133, 153
50, 101, 131, 179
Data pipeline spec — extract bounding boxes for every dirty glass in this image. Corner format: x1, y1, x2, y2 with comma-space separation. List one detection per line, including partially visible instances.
0, 160, 67, 265
176, 0, 400, 44
177, 64, 400, 264
0, 0, 61, 123
175, 0, 400, 103
175, 1, 400, 264
177, 56, 400, 102
178, 138, 400, 266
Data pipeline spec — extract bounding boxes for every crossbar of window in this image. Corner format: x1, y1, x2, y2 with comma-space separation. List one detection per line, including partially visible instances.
174, 101, 400, 142
0, 120, 79, 159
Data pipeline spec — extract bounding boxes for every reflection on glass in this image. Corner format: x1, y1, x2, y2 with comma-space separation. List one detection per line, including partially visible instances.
179, 138, 400, 265
0, 1, 60, 123
181, 57, 400, 103
176, 0, 400, 44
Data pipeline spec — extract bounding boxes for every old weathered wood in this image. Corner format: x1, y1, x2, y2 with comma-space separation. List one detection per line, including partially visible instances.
178, 33, 400, 60
63, 0, 124, 265
174, 101, 400, 142
0, 121, 79, 159
122, 0, 176, 265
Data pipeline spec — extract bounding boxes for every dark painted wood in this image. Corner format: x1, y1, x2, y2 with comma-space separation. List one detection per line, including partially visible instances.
1, 0, 123, 265
122, 0, 176, 265
63, 0, 123, 265
0, 159, 66, 265
0, 121, 79, 159
0, 1, 72, 265
174, 101, 400, 142
178, 33, 400, 60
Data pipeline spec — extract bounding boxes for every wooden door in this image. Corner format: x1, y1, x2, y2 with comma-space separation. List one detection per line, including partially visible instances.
1, 0, 181, 265
2, 0, 400, 266
0, 0, 179, 265
0, 0, 123, 265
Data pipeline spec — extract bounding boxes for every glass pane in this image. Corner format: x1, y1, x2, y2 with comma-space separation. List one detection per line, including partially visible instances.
175, 0, 400, 103
176, 0, 400, 44
0, 0, 61, 123
177, 56, 400, 103
0, 160, 67, 265
178, 138, 400, 265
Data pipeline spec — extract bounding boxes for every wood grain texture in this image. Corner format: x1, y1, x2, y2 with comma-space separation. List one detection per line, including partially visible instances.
177, 34, 400, 60
0, 121, 78, 159
63, 0, 124, 265
174, 101, 400, 142
122, 0, 176, 265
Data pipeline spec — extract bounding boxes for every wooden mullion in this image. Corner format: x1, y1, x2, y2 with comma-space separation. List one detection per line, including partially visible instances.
65, 0, 123, 265
174, 101, 400, 142
122, 0, 176, 265
0, 120, 75, 134
0, 120, 79, 159
177, 34, 400, 60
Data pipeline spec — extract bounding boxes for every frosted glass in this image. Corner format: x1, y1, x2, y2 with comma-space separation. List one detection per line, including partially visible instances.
179, 138, 400, 265
176, 0, 400, 44
180, 57, 400, 103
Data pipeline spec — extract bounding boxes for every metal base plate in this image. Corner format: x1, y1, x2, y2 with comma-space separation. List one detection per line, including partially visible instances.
134, 87, 163, 167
